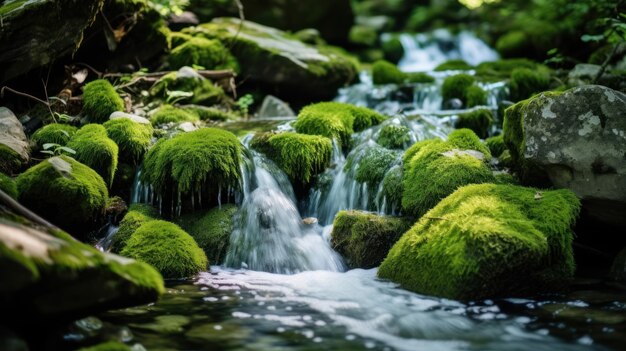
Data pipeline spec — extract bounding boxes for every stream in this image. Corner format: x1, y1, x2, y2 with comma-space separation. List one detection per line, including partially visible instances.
79, 31, 626, 351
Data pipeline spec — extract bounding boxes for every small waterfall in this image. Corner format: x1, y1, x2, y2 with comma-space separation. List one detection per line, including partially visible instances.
95, 224, 119, 252
397, 29, 499, 72
225, 139, 345, 274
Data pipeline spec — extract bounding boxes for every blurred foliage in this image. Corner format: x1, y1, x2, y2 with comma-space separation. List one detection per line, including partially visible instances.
148, 0, 190, 16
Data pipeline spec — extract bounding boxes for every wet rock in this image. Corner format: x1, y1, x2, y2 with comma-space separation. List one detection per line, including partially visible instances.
0, 107, 29, 175
168, 11, 199, 31
257, 95, 295, 118
568, 64, 601, 86
503, 85, 626, 227
0, 0, 104, 82
109, 112, 151, 125
610, 248, 626, 282
302, 217, 318, 226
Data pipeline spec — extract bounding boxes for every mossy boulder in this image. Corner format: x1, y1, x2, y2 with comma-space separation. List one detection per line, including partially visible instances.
150, 104, 199, 126
16, 156, 108, 237
168, 37, 239, 71
0, 107, 29, 175
331, 210, 411, 269
475, 59, 542, 81
442, 74, 486, 108
495, 31, 529, 59
294, 102, 386, 149
141, 128, 242, 215
185, 18, 359, 101
150, 67, 226, 106
120, 220, 208, 279
0, 173, 17, 199
377, 124, 411, 149
251, 132, 332, 185
67, 124, 119, 187
31, 123, 77, 151
348, 145, 400, 188
382, 165, 403, 210
103, 118, 153, 165
371, 60, 434, 85
447, 129, 491, 157
455, 109, 493, 139
402, 133, 495, 218
82, 80, 125, 123
381, 36, 404, 63
379, 183, 580, 300
0, 216, 163, 322
434, 59, 472, 72
110, 203, 159, 254
176, 204, 238, 264
485, 135, 506, 158
509, 67, 551, 102
181, 105, 237, 122
349, 25, 378, 47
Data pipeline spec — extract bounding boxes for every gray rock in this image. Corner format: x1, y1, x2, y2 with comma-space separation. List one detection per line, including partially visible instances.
567, 64, 601, 86
109, 111, 151, 125
257, 95, 295, 118
0, 107, 29, 174
504, 85, 626, 226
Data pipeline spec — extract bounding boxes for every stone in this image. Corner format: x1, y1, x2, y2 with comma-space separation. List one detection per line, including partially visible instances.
0, 107, 29, 174
503, 85, 626, 227
0, 0, 104, 82
302, 217, 318, 226
257, 95, 295, 118
109, 112, 151, 125
567, 64, 601, 86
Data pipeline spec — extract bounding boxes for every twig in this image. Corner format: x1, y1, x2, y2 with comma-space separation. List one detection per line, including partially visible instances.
114, 69, 237, 90
0, 189, 58, 230
75, 62, 104, 78
1, 86, 50, 106
593, 41, 622, 84
41, 78, 56, 122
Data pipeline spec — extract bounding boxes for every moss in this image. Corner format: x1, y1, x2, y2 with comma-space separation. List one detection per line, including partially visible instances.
0, 173, 17, 199
349, 146, 400, 187
496, 31, 529, 59
294, 102, 386, 149
372, 60, 405, 85
377, 124, 410, 149
31, 123, 77, 150
434, 59, 472, 71
485, 135, 506, 158
509, 68, 551, 102
447, 128, 491, 157
442, 74, 482, 107
348, 25, 378, 47
121, 220, 208, 279
168, 37, 239, 71
103, 118, 153, 165
465, 85, 487, 107
455, 109, 493, 139
151, 71, 225, 106
331, 210, 412, 269
251, 132, 332, 185
77, 341, 131, 351
168, 31, 193, 49
141, 128, 242, 212
0, 144, 23, 175
382, 165, 403, 209
16, 156, 108, 236
475, 59, 542, 80
176, 204, 237, 264
381, 36, 404, 63
110, 203, 159, 254
402, 138, 495, 217
379, 183, 580, 300
181, 105, 237, 121
150, 105, 199, 126
405, 72, 435, 84
67, 124, 119, 187
82, 80, 125, 123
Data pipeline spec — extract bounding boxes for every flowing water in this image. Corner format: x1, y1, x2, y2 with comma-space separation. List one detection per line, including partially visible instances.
88, 31, 626, 351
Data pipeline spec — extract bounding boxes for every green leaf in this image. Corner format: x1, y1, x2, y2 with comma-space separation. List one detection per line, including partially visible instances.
43, 143, 60, 150
58, 146, 77, 155
581, 34, 605, 42
40, 150, 54, 155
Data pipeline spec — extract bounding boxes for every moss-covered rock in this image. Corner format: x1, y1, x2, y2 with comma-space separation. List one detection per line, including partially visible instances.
82, 80, 125, 123
405, 72, 436, 84
141, 128, 242, 214
150, 105, 199, 126
371, 60, 434, 85
442, 74, 485, 107
168, 36, 239, 71
251, 132, 332, 185
0, 107, 29, 175
181, 105, 237, 122
475, 59, 543, 81
184, 18, 358, 101
150, 67, 226, 106
294, 102, 386, 149
381, 36, 404, 63
348, 25, 378, 47
349, 146, 400, 188
465, 85, 488, 108
77, 341, 131, 351
120, 220, 208, 279
509, 67, 551, 102
110, 203, 159, 254
379, 183, 580, 300
16, 156, 108, 237
377, 124, 411, 149
402, 135, 495, 218
67, 124, 119, 187
30, 123, 77, 150
176, 204, 238, 264
103, 118, 153, 165
447, 128, 491, 157
434, 59, 472, 72
455, 109, 493, 139
382, 165, 403, 210
485, 135, 506, 158
330, 210, 411, 269
0, 173, 17, 199
495, 31, 529, 59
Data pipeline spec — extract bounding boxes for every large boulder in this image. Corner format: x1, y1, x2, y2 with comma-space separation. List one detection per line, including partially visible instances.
379, 184, 580, 300
503, 85, 626, 227
185, 18, 359, 101
0, 216, 163, 324
0, 0, 104, 82
0, 108, 29, 175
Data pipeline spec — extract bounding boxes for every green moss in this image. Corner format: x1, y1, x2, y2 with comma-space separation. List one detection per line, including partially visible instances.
110, 203, 159, 254
151, 71, 225, 106
67, 124, 119, 187
251, 132, 332, 185
0, 173, 17, 199
382, 165, 403, 209
475, 59, 542, 80
447, 128, 491, 157
372, 60, 405, 85
150, 105, 199, 126
168, 31, 193, 49
496, 31, 529, 59
402, 138, 495, 217
349, 25, 378, 47
141, 128, 242, 209
0, 144, 23, 175
121, 220, 208, 279
181, 105, 238, 121
16, 156, 108, 236
294, 102, 386, 149
176, 204, 237, 264
77, 341, 131, 351
379, 183, 580, 300
405, 72, 435, 84
31, 123, 77, 150
442, 74, 483, 107
377, 124, 411, 149
82, 80, 125, 123
381, 36, 404, 63
349, 146, 400, 187
434, 59, 473, 71
103, 118, 153, 165
465, 85, 487, 107
485, 135, 506, 158
168, 37, 239, 71
509, 68, 551, 102
455, 109, 493, 139
331, 210, 412, 269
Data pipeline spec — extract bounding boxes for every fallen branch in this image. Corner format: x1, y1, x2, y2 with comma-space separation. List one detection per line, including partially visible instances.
1, 86, 50, 107
0, 189, 58, 230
